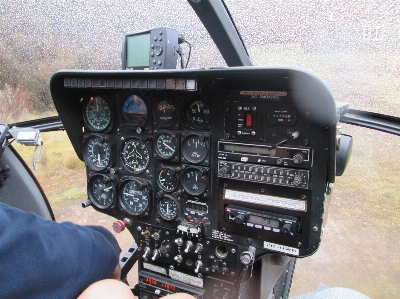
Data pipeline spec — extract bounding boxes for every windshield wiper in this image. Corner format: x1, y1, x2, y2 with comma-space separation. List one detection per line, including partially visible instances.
341, 109, 400, 136
8, 116, 64, 133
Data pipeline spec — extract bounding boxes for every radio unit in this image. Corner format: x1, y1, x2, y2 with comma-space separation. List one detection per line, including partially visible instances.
217, 141, 312, 168
224, 205, 300, 236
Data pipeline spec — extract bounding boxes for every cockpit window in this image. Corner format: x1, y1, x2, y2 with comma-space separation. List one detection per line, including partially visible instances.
0, 0, 225, 124
225, 0, 400, 117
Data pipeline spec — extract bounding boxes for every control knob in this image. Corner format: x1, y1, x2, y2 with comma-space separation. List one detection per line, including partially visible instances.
174, 255, 183, 264
293, 174, 303, 186
234, 214, 246, 225
293, 153, 304, 164
240, 246, 256, 266
282, 223, 292, 234
174, 238, 183, 247
218, 165, 230, 177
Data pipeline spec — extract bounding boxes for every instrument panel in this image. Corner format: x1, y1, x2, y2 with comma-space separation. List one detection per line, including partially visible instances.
51, 67, 337, 298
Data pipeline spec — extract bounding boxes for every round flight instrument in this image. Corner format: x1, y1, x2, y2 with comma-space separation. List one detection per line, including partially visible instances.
83, 96, 111, 132
181, 167, 208, 196
121, 138, 150, 174
119, 179, 150, 216
157, 195, 179, 221
155, 132, 179, 159
185, 100, 211, 129
122, 95, 148, 126
88, 174, 116, 209
154, 99, 178, 128
83, 134, 112, 171
157, 167, 179, 192
182, 134, 208, 164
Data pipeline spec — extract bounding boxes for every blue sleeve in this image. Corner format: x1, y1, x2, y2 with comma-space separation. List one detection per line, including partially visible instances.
0, 202, 121, 299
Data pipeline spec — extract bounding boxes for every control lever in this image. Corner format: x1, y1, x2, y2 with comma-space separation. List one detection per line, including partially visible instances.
194, 260, 203, 273
151, 249, 160, 261
142, 247, 151, 261
184, 241, 194, 253
269, 131, 300, 150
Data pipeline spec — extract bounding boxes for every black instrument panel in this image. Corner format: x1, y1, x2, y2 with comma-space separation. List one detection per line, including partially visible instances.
51, 68, 337, 298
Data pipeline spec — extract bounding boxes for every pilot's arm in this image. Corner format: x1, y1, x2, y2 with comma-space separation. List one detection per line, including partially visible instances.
0, 202, 121, 299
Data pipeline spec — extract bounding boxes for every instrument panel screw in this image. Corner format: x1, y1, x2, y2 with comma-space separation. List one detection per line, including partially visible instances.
231, 249, 236, 254
121, 136, 125, 141
252, 106, 256, 111
247, 238, 252, 244
237, 131, 242, 135
137, 226, 142, 231
238, 106, 242, 111
170, 265, 174, 270
312, 226, 319, 232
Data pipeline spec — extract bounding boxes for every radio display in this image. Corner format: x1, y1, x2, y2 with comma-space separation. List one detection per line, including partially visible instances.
223, 143, 276, 156
249, 215, 279, 228
187, 201, 208, 213
142, 276, 177, 291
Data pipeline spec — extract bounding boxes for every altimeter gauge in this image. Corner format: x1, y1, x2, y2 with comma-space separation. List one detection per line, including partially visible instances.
83, 134, 112, 171
88, 174, 116, 209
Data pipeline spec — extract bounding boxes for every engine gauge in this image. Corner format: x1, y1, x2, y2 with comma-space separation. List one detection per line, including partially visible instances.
88, 174, 116, 209
122, 95, 148, 126
185, 100, 211, 129
154, 99, 178, 128
182, 134, 208, 164
83, 96, 111, 132
155, 132, 179, 159
119, 179, 150, 216
83, 134, 112, 171
157, 167, 179, 192
121, 138, 150, 174
181, 167, 208, 196
157, 195, 179, 221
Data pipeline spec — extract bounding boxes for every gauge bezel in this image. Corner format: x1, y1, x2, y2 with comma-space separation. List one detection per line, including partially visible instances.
82, 133, 114, 171
185, 99, 211, 130
119, 177, 151, 216
157, 167, 180, 192
181, 133, 210, 166
82, 95, 113, 133
157, 194, 179, 221
121, 94, 149, 131
87, 173, 116, 209
153, 97, 179, 128
120, 137, 151, 174
154, 131, 179, 161
181, 165, 209, 197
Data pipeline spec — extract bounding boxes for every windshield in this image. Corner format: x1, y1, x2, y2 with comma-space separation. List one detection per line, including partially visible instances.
2, 1, 400, 298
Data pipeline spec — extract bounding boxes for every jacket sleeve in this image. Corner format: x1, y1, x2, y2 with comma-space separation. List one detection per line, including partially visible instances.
0, 202, 121, 299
